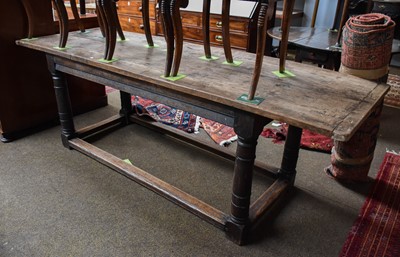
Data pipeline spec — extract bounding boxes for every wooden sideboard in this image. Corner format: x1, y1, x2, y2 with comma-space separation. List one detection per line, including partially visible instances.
115, 0, 303, 54
160, 10, 250, 50
116, 0, 252, 50
117, 0, 158, 34
0, 0, 107, 142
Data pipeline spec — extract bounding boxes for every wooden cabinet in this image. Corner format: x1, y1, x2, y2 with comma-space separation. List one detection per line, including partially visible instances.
156, 10, 250, 50
116, 0, 250, 50
116, 0, 158, 34
115, 1, 306, 53
0, 0, 107, 142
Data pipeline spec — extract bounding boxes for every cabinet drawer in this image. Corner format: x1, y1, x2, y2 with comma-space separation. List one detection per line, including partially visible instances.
180, 11, 201, 27
119, 14, 156, 34
117, 0, 156, 18
209, 15, 248, 33
179, 11, 249, 33
209, 30, 247, 49
178, 26, 247, 49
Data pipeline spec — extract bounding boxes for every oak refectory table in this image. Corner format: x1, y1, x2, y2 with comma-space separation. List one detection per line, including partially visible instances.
16, 29, 389, 245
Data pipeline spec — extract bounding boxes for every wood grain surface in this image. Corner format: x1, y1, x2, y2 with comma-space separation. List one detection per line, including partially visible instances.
16, 29, 389, 141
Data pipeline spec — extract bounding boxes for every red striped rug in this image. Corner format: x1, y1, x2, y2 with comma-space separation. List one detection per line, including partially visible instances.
339, 152, 400, 257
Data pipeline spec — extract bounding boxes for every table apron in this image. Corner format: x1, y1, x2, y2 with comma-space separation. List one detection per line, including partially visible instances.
52, 55, 237, 127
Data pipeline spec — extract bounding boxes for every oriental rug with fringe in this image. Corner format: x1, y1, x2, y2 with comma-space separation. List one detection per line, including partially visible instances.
339, 152, 400, 257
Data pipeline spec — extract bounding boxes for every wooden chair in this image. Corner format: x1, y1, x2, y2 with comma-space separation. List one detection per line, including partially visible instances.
96, 0, 126, 41
202, 0, 212, 59
201, 0, 235, 63
248, 0, 277, 99
160, 0, 188, 77
141, 0, 154, 46
70, 0, 86, 32
96, 0, 118, 60
52, 0, 70, 48
22, 0, 69, 47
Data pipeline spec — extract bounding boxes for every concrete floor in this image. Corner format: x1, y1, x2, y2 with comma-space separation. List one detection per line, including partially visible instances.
0, 89, 399, 257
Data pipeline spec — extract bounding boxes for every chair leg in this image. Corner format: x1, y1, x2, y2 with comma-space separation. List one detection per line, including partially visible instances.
70, 0, 86, 32
97, 0, 117, 61
96, 4, 106, 37
171, 0, 184, 77
96, 1, 109, 57
20, 0, 35, 39
248, 0, 275, 100
310, 0, 319, 28
279, 0, 295, 73
221, 0, 233, 63
142, 0, 154, 46
104, 0, 117, 60
160, 0, 174, 77
202, 0, 212, 59
336, 0, 351, 46
111, 1, 126, 41
52, 0, 69, 48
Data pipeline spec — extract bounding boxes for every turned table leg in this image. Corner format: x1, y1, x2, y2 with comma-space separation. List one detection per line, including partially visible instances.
119, 91, 132, 125
279, 125, 302, 182
226, 113, 270, 245
47, 56, 76, 147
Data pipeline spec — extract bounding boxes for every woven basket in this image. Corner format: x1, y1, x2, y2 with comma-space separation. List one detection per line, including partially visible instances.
341, 13, 395, 80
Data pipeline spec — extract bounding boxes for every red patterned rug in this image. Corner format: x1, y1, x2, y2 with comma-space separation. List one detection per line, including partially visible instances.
261, 123, 333, 153
132, 96, 200, 133
385, 74, 400, 108
200, 118, 237, 146
339, 152, 400, 257
105, 89, 334, 149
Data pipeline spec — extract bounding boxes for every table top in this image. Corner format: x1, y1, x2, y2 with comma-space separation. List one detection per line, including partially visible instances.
268, 26, 400, 54
268, 27, 341, 52
16, 29, 389, 141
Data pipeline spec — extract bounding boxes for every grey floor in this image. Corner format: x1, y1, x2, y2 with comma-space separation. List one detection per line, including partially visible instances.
1, 89, 399, 257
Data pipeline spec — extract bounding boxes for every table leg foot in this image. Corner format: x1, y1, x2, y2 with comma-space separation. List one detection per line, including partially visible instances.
225, 219, 249, 245
0, 135, 12, 143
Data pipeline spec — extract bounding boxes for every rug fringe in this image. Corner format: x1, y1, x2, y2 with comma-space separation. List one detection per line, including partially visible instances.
194, 116, 201, 134
219, 135, 238, 146
386, 148, 400, 155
